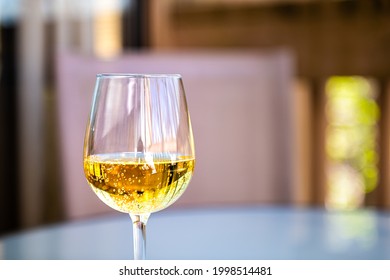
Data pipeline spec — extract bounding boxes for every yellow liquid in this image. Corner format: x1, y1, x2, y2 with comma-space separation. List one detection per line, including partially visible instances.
83, 153, 195, 214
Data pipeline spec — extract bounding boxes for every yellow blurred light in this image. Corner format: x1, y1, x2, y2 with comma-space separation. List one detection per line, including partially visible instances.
325, 76, 379, 210
93, 6, 122, 59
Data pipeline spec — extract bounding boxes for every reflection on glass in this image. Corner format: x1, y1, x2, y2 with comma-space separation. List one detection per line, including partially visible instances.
325, 76, 379, 210
326, 210, 377, 252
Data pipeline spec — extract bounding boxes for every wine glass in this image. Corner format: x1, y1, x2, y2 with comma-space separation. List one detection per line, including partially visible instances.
83, 74, 195, 259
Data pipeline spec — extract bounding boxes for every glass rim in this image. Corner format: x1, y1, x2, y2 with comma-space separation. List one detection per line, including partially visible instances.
97, 73, 182, 79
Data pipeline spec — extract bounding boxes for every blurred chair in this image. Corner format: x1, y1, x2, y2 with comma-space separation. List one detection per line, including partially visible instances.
56, 50, 295, 220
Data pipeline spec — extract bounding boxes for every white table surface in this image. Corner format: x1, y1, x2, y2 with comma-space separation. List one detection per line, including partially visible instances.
1, 206, 389, 260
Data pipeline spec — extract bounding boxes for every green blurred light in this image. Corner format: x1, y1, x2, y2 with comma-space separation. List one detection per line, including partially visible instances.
325, 76, 379, 210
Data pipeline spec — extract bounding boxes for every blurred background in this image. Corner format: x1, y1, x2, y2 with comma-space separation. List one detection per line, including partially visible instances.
1, 0, 390, 236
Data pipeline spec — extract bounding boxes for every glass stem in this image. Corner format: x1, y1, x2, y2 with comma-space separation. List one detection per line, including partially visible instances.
130, 214, 150, 260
